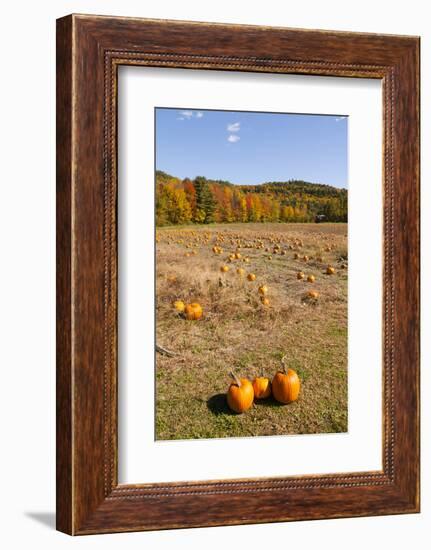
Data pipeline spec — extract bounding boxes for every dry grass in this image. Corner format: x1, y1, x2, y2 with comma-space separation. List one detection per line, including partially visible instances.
156, 223, 348, 440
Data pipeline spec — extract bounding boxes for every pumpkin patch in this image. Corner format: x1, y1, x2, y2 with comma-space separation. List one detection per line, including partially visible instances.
156, 222, 347, 440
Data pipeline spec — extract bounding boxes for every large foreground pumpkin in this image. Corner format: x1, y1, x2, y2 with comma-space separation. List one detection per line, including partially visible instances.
227, 372, 254, 413
272, 356, 300, 404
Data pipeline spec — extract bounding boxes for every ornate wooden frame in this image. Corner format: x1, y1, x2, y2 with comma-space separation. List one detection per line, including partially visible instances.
56, 14, 420, 535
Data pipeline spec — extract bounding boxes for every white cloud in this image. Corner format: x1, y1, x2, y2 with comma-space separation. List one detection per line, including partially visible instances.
227, 134, 240, 143
227, 122, 240, 132
177, 110, 204, 120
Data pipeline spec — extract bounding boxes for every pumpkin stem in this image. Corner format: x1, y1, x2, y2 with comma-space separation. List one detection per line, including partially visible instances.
281, 355, 288, 374
230, 370, 241, 387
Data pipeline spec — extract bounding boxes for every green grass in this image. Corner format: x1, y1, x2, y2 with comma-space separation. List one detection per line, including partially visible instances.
155, 223, 348, 440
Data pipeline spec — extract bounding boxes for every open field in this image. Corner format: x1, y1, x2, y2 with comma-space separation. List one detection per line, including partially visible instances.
155, 223, 348, 440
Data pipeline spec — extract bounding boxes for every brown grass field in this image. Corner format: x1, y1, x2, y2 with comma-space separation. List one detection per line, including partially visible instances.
155, 222, 348, 440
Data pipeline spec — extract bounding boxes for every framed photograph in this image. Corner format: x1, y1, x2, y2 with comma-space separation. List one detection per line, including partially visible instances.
56, 14, 420, 535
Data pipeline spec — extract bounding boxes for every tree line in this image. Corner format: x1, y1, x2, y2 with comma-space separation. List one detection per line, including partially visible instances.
155, 171, 347, 226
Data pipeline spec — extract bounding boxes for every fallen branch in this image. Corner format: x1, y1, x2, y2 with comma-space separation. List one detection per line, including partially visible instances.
156, 343, 177, 357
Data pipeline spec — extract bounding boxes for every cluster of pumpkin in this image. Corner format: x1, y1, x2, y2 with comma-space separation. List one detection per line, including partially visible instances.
294, 259, 337, 302
293, 251, 336, 274
296, 271, 319, 300
297, 271, 315, 282
184, 250, 198, 257
216, 247, 251, 265
227, 357, 300, 413
162, 229, 345, 318
220, 264, 255, 279
220, 264, 270, 306
257, 284, 270, 306
172, 300, 203, 320
157, 227, 340, 253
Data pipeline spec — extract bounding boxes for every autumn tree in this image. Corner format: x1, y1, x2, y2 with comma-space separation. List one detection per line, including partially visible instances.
156, 184, 192, 225
183, 178, 197, 219
155, 171, 347, 226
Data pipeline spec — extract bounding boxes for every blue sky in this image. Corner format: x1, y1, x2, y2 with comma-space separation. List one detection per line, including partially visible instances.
155, 108, 348, 188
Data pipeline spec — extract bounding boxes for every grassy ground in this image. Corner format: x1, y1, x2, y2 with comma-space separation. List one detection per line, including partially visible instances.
155, 223, 348, 440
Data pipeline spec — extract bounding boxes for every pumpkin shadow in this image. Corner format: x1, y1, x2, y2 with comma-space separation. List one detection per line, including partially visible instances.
253, 396, 285, 408
207, 393, 235, 416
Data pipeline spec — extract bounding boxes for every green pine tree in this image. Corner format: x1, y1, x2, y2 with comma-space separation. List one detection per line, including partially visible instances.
193, 176, 216, 224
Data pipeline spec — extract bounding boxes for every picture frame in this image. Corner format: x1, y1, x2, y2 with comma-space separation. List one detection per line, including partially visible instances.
56, 14, 420, 535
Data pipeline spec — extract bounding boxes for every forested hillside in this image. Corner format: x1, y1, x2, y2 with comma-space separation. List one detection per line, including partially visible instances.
156, 171, 347, 226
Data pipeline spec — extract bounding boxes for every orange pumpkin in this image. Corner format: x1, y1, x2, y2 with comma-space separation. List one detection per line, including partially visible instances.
272, 356, 300, 404
260, 296, 270, 306
326, 265, 336, 275
184, 302, 203, 320
307, 290, 319, 300
227, 372, 254, 413
220, 265, 229, 273
307, 275, 316, 283
297, 271, 305, 280
252, 376, 271, 399
258, 284, 268, 295
247, 273, 256, 281
236, 268, 245, 277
